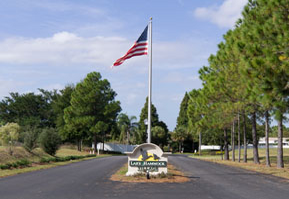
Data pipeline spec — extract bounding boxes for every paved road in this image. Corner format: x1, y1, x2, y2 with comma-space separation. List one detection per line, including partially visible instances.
0, 155, 288, 199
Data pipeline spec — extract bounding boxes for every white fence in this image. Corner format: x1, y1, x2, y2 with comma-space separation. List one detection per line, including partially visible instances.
201, 145, 221, 150
92, 143, 138, 154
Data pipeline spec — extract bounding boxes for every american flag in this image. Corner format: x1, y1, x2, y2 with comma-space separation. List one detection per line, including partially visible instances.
112, 26, 148, 67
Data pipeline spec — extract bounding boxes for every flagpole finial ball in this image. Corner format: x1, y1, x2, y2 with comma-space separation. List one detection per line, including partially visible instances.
150, 17, 152, 20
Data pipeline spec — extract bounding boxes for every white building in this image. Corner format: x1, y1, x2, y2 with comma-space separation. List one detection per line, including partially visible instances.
258, 137, 289, 148
91, 143, 138, 154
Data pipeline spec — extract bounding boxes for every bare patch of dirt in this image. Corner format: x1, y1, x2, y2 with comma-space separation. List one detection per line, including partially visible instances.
110, 163, 190, 183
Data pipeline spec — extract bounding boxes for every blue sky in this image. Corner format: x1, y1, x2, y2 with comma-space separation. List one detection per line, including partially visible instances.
0, 0, 251, 130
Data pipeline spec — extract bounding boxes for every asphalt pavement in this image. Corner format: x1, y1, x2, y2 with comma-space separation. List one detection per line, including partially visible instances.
0, 155, 288, 199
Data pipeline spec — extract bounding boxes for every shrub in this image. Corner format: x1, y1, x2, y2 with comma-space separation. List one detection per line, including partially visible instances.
163, 146, 170, 152
0, 123, 20, 155
0, 159, 31, 170
40, 158, 50, 163
0, 164, 11, 170
16, 159, 31, 167
38, 128, 61, 156
86, 154, 96, 158
23, 127, 40, 152
39, 154, 95, 164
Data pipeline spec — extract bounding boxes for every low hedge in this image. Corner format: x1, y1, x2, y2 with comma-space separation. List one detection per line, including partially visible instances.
39, 154, 96, 164
0, 159, 31, 170
0, 154, 97, 170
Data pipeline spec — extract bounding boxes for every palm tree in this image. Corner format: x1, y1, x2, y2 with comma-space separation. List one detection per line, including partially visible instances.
117, 113, 138, 144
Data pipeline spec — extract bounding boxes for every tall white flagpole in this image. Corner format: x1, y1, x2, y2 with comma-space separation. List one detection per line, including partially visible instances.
147, 17, 152, 143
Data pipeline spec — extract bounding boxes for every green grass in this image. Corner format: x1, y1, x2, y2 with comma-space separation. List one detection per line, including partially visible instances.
0, 145, 91, 165
0, 154, 110, 178
0, 145, 110, 178
192, 148, 289, 163
191, 148, 289, 180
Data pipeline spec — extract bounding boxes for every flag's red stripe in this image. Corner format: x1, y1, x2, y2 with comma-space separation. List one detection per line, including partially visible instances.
113, 41, 148, 66
112, 39, 148, 67
116, 48, 147, 62
125, 43, 148, 53
113, 51, 148, 66
124, 52, 147, 60
126, 47, 147, 55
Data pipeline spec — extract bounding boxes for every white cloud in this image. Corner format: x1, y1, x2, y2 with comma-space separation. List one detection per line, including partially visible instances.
0, 32, 126, 66
0, 32, 208, 70
52, 32, 79, 43
194, 0, 248, 28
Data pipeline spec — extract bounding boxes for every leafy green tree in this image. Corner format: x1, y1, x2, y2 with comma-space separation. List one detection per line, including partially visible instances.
0, 123, 20, 155
270, 125, 289, 137
0, 90, 57, 128
156, 121, 169, 146
171, 126, 187, 153
64, 72, 121, 153
38, 128, 61, 156
151, 126, 166, 148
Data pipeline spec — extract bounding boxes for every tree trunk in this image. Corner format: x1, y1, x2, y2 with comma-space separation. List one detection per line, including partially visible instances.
102, 133, 105, 154
93, 134, 97, 154
232, 121, 235, 162
221, 145, 223, 160
252, 111, 260, 164
127, 131, 130, 145
277, 117, 284, 168
224, 129, 229, 160
77, 139, 81, 151
243, 112, 247, 163
199, 132, 202, 156
238, 112, 241, 162
265, 111, 271, 167
220, 137, 223, 160
9, 142, 13, 155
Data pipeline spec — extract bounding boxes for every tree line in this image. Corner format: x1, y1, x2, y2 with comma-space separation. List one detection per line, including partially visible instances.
0, 72, 170, 155
176, 0, 288, 168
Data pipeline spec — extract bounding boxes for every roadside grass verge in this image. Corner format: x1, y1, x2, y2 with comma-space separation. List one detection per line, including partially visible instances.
0, 145, 111, 178
110, 163, 190, 183
191, 148, 289, 180
0, 154, 110, 178
0, 146, 90, 165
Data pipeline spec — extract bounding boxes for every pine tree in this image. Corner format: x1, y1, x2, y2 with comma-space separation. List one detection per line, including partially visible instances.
176, 92, 189, 128
138, 97, 159, 143
64, 72, 121, 152
239, 0, 289, 167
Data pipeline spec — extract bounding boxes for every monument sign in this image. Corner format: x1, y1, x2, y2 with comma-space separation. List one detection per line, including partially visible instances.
126, 143, 171, 176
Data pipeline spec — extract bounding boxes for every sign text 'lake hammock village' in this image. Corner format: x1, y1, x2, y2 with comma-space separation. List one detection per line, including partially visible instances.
126, 143, 170, 176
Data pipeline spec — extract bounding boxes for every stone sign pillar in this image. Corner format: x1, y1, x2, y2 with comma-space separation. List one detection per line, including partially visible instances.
125, 143, 171, 176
